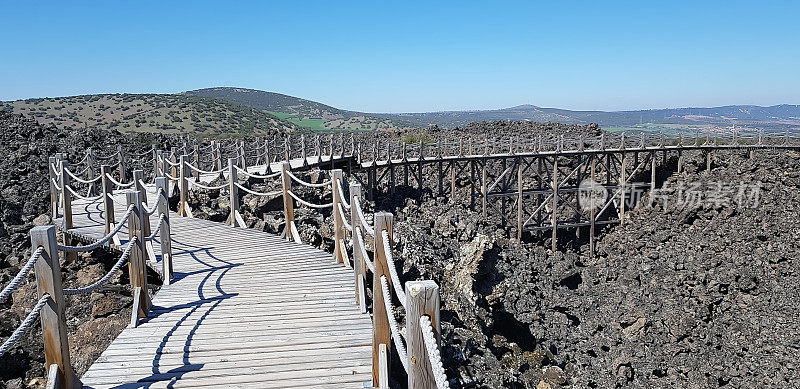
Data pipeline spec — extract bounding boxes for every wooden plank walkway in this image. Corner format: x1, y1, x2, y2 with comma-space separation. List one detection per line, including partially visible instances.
62, 183, 373, 388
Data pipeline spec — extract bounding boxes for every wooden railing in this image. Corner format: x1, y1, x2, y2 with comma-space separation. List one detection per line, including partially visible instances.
6, 127, 800, 388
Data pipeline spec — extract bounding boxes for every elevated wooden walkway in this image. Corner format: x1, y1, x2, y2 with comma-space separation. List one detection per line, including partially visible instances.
64, 185, 373, 388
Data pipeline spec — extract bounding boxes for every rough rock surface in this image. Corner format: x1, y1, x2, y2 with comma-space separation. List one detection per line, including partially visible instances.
182, 122, 798, 388
0, 112, 167, 387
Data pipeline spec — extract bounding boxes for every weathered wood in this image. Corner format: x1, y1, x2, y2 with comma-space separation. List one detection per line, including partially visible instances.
49, 157, 59, 218
177, 154, 191, 217
226, 158, 243, 227
372, 212, 393, 386
31, 226, 80, 389
331, 169, 345, 264
378, 343, 389, 389
517, 158, 523, 240
280, 162, 300, 242
589, 156, 596, 258
154, 177, 172, 284
349, 183, 366, 312
551, 156, 558, 251
58, 161, 77, 262
619, 152, 627, 223
86, 148, 97, 196
406, 280, 440, 389
126, 190, 150, 321
118, 145, 127, 182
46, 364, 61, 389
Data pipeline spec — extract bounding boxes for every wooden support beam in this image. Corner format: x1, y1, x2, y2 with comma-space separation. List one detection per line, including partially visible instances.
331, 169, 345, 264
481, 159, 487, 218
589, 156, 596, 259
619, 153, 627, 223
372, 212, 393, 386
49, 157, 59, 219
118, 145, 127, 183
177, 155, 192, 217
349, 183, 366, 313
31, 226, 81, 389
516, 158, 523, 240
377, 343, 389, 389
280, 162, 301, 242
406, 280, 441, 389
650, 152, 656, 192
85, 148, 97, 196
154, 177, 173, 285
126, 190, 150, 325
58, 161, 76, 262
551, 157, 558, 251
226, 158, 245, 227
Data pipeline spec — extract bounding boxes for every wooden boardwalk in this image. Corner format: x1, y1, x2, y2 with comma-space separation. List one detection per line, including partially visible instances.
63, 184, 373, 388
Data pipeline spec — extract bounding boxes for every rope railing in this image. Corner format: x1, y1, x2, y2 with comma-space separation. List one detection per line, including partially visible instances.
286, 170, 332, 188
57, 205, 134, 252
106, 175, 135, 188
234, 182, 282, 198
234, 164, 281, 180
382, 229, 407, 308
355, 227, 375, 272
380, 275, 409, 372
191, 180, 228, 191
0, 247, 43, 303
354, 197, 374, 236
63, 236, 137, 295
420, 315, 449, 389
185, 162, 225, 175
145, 216, 165, 241
0, 294, 49, 357
66, 185, 103, 202
65, 167, 101, 184
287, 190, 333, 209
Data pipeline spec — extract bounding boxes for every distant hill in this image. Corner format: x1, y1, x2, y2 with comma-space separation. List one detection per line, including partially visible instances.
1, 93, 299, 136
185, 87, 406, 131
372, 104, 800, 130
185, 87, 800, 131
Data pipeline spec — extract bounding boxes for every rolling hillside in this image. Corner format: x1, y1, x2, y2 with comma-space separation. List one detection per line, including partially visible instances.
185, 87, 405, 131
1, 93, 300, 136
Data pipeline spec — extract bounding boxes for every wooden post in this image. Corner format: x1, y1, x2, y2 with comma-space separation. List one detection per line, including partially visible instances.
619, 153, 627, 223
301, 135, 308, 167
517, 158, 523, 240
331, 169, 345, 264
406, 280, 441, 389
239, 140, 248, 170
152, 146, 159, 180
100, 165, 118, 246
349, 183, 366, 312
650, 152, 656, 192
126, 190, 150, 325
678, 150, 684, 174
30, 226, 81, 389
285, 135, 291, 162
372, 212, 394, 386
132, 169, 157, 264
154, 177, 172, 285
226, 158, 245, 227
177, 155, 191, 217
280, 162, 300, 242
551, 157, 558, 251
481, 159, 487, 217
169, 147, 179, 194
49, 156, 59, 219
589, 157, 596, 258
192, 145, 201, 181
58, 161, 77, 262
264, 137, 272, 172
118, 145, 127, 183
85, 148, 97, 196
706, 150, 712, 174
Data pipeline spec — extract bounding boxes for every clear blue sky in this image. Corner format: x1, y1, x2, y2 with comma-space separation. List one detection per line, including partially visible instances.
1, 1, 797, 112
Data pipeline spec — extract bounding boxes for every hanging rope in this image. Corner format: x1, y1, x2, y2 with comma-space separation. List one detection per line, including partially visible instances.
106, 175, 134, 188
63, 237, 137, 296
336, 179, 350, 209
64, 168, 102, 184
382, 229, 407, 308
338, 203, 352, 232
355, 227, 375, 273
185, 163, 225, 175
287, 190, 333, 209
354, 197, 374, 236
57, 205, 134, 252
0, 295, 49, 357
380, 275, 409, 373
234, 183, 282, 197
420, 315, 450, 389
65, 186, 103, 203
191, 180, 228, 191
234, 165, 280, 180
0, 247, 43, 304
286, 170, 331, 188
